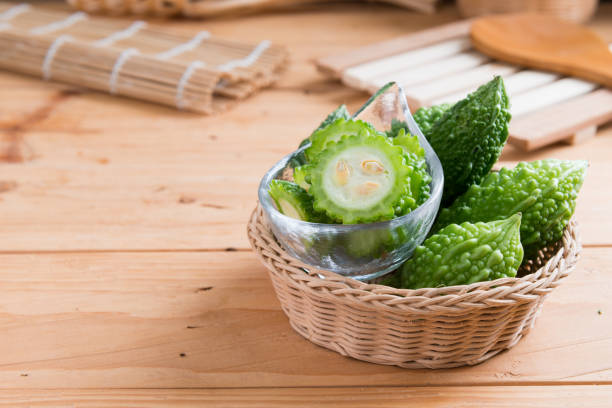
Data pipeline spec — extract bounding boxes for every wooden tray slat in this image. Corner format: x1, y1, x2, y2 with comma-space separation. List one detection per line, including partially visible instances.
316, 19, 472, 78
316, 19, 612, 150
509, 88, 612, 151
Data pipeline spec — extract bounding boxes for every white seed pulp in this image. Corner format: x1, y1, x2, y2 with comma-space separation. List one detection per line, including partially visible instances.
323, 146, 394, 210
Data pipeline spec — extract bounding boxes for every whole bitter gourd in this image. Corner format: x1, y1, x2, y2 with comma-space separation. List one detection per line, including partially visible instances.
434, 159, 587, 259
427, 76, 511, 204
413, 103, 451, 138
392, 214, 523, 289
308, 132, 413, 224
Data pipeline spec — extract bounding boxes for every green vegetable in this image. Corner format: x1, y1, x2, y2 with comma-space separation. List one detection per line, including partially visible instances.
305, 118, 382, 161
385, 118, 409, 139
315, 104, 351, 133
299, 105, 351, 149
293, 165, 311, 191
413, 103, 451, 138
434, 159, 587, 259
392, 129, 431, 211
392, 214, 523, 289
308, 133, 412, 224
268, 180, 321, 222
427, 76, 511, 204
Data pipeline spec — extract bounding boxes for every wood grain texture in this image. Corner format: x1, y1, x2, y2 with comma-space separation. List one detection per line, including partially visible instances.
2, 386, 612, 407
471, 13, 612, 88
1, 1, 612, 405
0, 77, 609, 250
0, 248, 610, 388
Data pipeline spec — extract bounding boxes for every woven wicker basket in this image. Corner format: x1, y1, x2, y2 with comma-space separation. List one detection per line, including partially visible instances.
247, 205, 581, 369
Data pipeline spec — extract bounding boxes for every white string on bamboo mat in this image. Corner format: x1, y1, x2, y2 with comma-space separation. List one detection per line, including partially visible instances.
30, 11, 87, 35
42, 34, 73, 80
0, 22, 10, 31
0, 3, 30, 21
109, 47, 139, 94
92, 20, 147, 47
176, 60, 205, 110
217, 40, 270, 72
155, 31, 210, 60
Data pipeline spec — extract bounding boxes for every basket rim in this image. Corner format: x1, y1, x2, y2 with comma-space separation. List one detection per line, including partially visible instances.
247, 204, 581, 314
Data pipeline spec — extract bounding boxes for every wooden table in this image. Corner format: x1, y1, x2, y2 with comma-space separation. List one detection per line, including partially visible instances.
1, 1, 611, 406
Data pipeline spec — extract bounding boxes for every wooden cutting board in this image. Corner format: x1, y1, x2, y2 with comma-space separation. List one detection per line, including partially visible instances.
316, 20, 612, 151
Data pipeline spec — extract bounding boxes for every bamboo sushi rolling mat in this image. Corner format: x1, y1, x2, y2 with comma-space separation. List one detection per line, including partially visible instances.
317, 20, 612, 151
0, 2, 289, 113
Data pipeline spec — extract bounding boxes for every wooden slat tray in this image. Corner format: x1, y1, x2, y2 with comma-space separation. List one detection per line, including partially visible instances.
316, 20, 612, 151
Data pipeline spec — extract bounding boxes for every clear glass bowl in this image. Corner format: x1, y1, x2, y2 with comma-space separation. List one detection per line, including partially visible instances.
258, 83, 443, 281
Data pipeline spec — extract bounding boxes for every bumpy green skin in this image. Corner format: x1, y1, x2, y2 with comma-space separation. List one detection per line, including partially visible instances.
268, 180, 323, 222
299, 105, 351, 149
428, 76, 511, 205
392, 129, 431, 212
413, 103, 451, 138
394, 215, 523, 289
434, 159, 588, 259
309, 133, 412, 224
305, 118, 382, 161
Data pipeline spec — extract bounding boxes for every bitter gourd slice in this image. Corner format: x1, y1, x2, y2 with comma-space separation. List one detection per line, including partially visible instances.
268, 180, 321, 222
299, 104, 351, 150
308, 133, 412, 224
413, 103, 451, 138
305, 118, 383, 162
393, 214, 523, 289
392, 129, 431, 211
434, 159, 587, 259
427, 76, 511, 205
293, 165, 311, 191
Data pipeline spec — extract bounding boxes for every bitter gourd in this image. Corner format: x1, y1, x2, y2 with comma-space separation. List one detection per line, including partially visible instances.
434, 159, 588, 259
305, 118, 383, 161
308, 133, 412, 224
392, 129, 431, 210
427, 76, 511, 204
299, 105, 351, 150
293, 165, 311, 191
268, 180, 322, 222
413, 103, 451, 138
393, 214, 523, 289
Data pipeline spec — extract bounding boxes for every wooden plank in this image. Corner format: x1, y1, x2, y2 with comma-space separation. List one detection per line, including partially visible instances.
367, 50, 489, 91
511, 78, 598, 117
343, 38, 471, 90
2, 386, 612, 407
0, 248, 611, 388
316, 19, 473, 78
0, 78, 609, 250
508, 89, 612, 151
406, 62, 517, 107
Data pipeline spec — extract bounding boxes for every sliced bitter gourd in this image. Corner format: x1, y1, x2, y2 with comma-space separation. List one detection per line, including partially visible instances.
305, 118, 383, 162
293, 165, 312, 191
268, 180, 321, 222
392, 214, 523, 289
434, 159, 588, 259
299, 104, 351, 149
308, 133, 412, 224
392, 129, 432, 211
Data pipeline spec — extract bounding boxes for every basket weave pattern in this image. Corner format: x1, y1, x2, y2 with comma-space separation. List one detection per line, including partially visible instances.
247, 205, 581, 369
